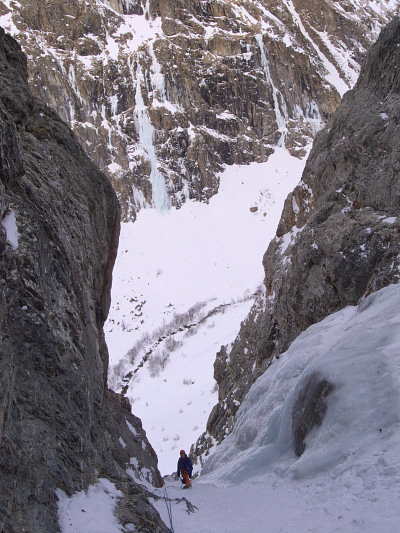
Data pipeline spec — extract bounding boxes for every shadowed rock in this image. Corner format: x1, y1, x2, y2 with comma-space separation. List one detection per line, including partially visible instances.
292, 373, 334, 457
0, 28, 168, 533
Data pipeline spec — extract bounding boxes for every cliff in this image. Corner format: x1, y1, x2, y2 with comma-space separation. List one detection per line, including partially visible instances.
0, 0, 397, 218
0, 28, 168, 532
198, 16, 400, 454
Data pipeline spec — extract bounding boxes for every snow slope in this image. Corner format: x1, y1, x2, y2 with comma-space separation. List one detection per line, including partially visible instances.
152, 283, 400, 533
57, 479, 125, 533
106, 147, 307, 475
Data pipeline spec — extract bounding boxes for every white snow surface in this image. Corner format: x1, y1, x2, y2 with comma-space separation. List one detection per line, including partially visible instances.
152, 283, 400, 533
106, 148, 307, 475
1, 209, 20, 250
57, 479, 123, 533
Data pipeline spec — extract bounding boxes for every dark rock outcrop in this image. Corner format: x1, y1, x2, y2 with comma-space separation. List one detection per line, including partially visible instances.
0, 29, 168, 532
194, 17, 400, 455
292, 373, 334, 457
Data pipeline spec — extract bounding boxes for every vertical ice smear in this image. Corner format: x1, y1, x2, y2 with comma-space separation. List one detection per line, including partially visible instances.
132, 187, 147, 210
144, 0, 151, 20
109, 94, 118, 116
282, 0, 349, 96
305, 99, 322, 134
101, 104, 113, 151
149, 43, 166, 103
68, 63, 83, 104
134, 63, 170, 211
255, 34, 288, 147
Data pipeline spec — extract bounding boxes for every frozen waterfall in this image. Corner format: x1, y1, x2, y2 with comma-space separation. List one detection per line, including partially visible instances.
135, 64, 170, 211
255, 34, 288, 147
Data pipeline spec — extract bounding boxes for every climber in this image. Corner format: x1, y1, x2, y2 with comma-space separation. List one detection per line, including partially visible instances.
177, 449, 192, 489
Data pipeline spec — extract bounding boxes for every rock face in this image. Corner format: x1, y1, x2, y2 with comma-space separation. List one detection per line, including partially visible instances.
0, 28, 168, 533
292, 373, 333, 457
0, 0, 397, 218
195, 17, 400, 456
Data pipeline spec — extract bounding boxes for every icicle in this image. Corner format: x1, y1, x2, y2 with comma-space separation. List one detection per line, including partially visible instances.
109, 94, 118, 116
144, 0, 151, 20
149, 43, 166, 102
132, 187, 147, 211
134, 63, 171, 211
182, 180, 190, 202
68, 63, 84, 104
255, 34, 288, 147
305, 100, 322, 134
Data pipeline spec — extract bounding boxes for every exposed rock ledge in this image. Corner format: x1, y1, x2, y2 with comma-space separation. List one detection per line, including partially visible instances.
0, 29, 168, 533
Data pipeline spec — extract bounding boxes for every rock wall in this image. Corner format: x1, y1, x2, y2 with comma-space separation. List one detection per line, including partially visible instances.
195, 17, 400, 457
0, 28, 168, 533
0, 0, 397, 218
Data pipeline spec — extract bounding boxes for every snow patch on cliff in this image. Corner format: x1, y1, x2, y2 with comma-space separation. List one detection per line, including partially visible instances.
57, 479, 123, 533
2, 210, 20, 250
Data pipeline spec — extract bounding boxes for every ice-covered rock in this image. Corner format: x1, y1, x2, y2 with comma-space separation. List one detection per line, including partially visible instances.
195, 16, 400, 457
201, 283, 400, 485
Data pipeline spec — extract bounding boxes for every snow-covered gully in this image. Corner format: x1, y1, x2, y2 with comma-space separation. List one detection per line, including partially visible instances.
60, 284, 400, 532
150, 284, 400, 533
2, 1, 400, 532
106, 148, 307, 474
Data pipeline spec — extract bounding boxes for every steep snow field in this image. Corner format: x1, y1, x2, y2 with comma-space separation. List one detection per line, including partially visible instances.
106, 147, 307, 474
152, 283, 400, 533
59, 284, 400, 532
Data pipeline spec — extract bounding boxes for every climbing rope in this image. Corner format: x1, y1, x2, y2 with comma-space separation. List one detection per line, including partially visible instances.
163, 486, 175, 533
